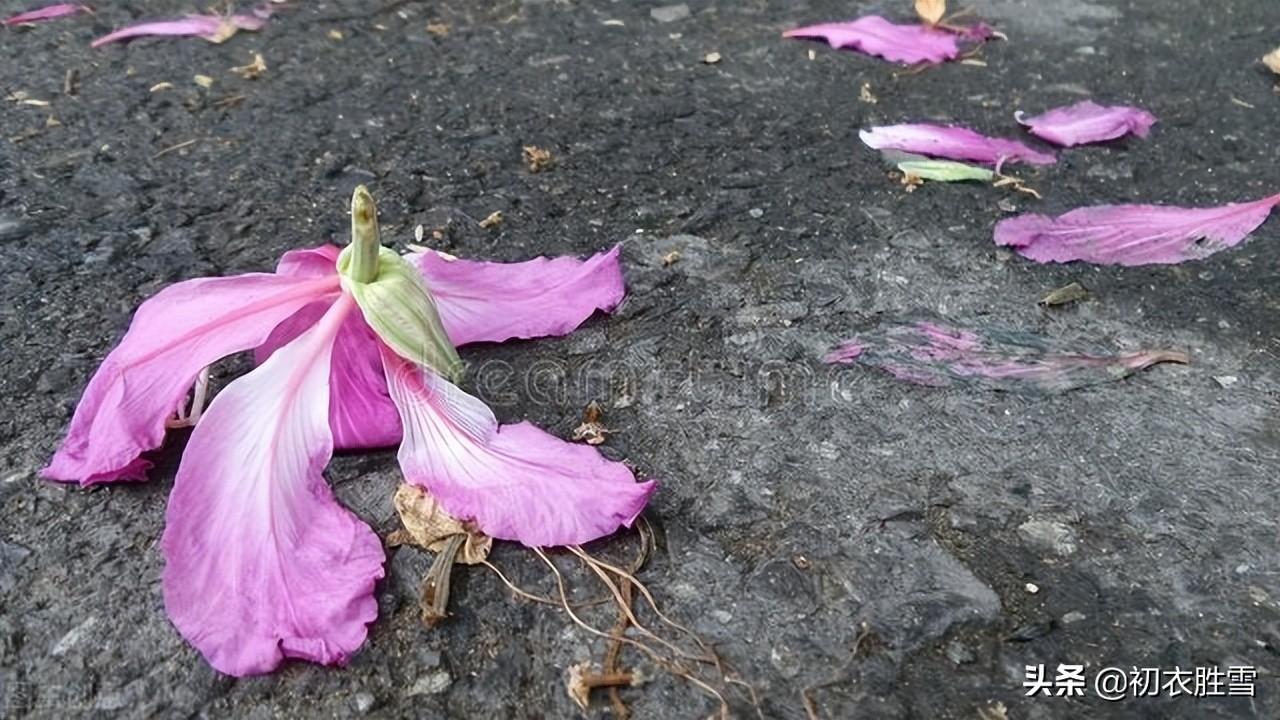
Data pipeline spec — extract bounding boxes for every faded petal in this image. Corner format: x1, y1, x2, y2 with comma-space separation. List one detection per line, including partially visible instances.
1016, 100, 1157, 147
44, 273, 340, 485
409, 245, 627, 346
994, 194, 1280, 266
783, 16, 961, 65
861, 124, 1056, 166
92, 12, 267, 47
2, 3, 90, 26
162, 294, 384, 677
382, 347, 655, 547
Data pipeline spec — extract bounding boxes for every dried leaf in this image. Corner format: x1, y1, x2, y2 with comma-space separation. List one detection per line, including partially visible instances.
522, 145, 553, 172
995, 193, 1280, 266
1038, 282, 1089, 307
915, 0, 946, 26
571, 401, 610, 445
824, 318, 1188, 394
1263, 47, 1280, 75
478, 210, 504, 229
391, 484, 491, 565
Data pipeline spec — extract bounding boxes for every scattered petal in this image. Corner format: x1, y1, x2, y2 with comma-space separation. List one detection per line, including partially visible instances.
783, 16, 961, 65
1015, 100, 1157, 147
383, 348, 655, 547
824, 319, 1188, 394
897, 158, 994, 183
43, 273, 340, 486
994, 193, 1280, 265
161, 294, 385, 677
389, 484, 491, 565
2, 3, 90, 26
92, 12, 269, 48
861, 124, 1056, 166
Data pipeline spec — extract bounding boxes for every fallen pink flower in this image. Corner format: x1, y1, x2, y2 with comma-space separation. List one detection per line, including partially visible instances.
860, 124, 1056, 167
994, 193, 1280, 266
1016, 100, 1157, 147
44, 187, 654, 676
2, 2, 89, 25
782, 15, 989, 65
91, 10, 268, 47
825, 319, 1188, 394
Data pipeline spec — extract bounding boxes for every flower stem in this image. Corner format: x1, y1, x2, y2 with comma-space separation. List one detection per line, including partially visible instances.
420, 534, 466, 626
348, 185, 381, 284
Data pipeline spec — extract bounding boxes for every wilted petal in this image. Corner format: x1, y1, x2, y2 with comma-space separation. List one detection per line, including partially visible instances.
2, 3, 90, 26
861, 124, 1056, 166
162, 294, 384, 677
1016, 100, 1157, 147
43, 273, 340, 486
994, 193, 1280, 266
783, 16, 961, 65
409, 245, 627, 346
382, 348, 654, 547
92, 11, 267, 47
824, 319, 1188, 394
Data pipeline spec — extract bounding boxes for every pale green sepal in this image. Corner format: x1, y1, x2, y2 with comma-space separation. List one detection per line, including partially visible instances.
897, 159, 994, 183
338, 245, 464, 382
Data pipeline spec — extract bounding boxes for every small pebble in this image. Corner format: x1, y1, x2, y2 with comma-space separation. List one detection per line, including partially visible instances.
1062, 611, 1087, 625
748, 207, 764, 218
650, 4, 690, 23
1025, 582, 1040, 594
351, 692, 377, 714
1214, 375, 1238, 388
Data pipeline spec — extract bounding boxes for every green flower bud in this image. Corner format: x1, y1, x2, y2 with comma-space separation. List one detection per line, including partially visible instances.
338, 187, 463, 382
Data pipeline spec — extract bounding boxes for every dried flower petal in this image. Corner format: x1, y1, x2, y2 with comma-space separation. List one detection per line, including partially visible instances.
2, 3, 90, 26
390, 483, 491, 565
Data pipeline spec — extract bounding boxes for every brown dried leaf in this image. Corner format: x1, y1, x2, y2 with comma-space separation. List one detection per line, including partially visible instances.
914, 0, 946, 26
522, 144, 554, 172
478, 210, 504, 229
391, 484, 491, 565
1265, 47, 1280, 75
571, 401, 610, 445
231, 53, 267, 80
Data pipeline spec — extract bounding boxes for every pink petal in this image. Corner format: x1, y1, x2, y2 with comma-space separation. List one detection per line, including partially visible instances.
161, 293, 384, 677
2, 3, 90, 26
783, 16, 961, 65
1016, 100, 1158, 147
91, 12, 267, 47
382, 347, 654, 547
43, 274, 340, 486
994, 193, 1280, 266
825, 319, 1188, 394
860, 124, 1057, 166
410, 245, 627, 346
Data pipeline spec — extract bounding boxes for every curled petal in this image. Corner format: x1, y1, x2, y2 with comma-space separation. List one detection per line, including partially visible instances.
43, 273, 340, 485
783, 16, 961, 65
162, 294, 385, 677
409, 245, 627, 347
382, 348, 655, 547
3, 3, 90, 26
861, 124, 1056, 166
91, 12, 267, 47
1016, 100, 1157, 147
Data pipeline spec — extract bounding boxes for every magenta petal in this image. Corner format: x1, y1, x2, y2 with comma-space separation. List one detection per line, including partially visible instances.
2, 3, 90, 26
1016, 100, 1157, 147
410, 245, 627, 347
994, 194, 1280, 266
91, 12, 266, 47
382, 348, 655, 547
861, 124, 1056, 166
43, 273, 340, 486
783, 16, 960, 65
162, 294, 384, 677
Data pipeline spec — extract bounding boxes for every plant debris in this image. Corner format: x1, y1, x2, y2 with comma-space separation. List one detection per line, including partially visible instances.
231, 53, 267, 80
1038, 282, 1090, 307
571, 401, 610, 445
914, 0, 946, 26
478, 210, 504, 229
389, 484, 491, 627
1263, 47, 1280, 75
522, 145, 554, 172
